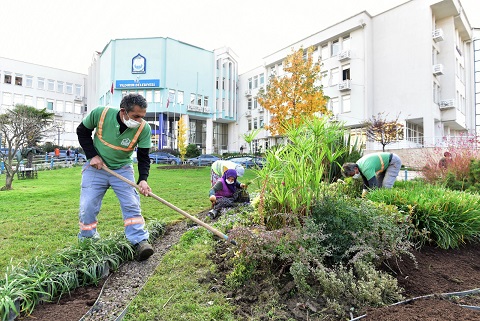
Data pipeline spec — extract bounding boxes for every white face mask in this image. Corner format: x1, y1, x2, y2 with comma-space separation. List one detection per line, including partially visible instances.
226, 179, 234, 185
123, 112, 141, 129
352, 173, 361, 179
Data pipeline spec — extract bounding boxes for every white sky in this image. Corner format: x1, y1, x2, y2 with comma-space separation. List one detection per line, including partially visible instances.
1, 0, 479, 75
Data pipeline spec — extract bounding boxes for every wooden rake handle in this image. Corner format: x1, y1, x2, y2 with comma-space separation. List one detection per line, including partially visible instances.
102, 165, 236, 245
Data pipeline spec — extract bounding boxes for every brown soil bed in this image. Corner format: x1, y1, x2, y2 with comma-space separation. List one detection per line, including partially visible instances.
17, 212, 480, 320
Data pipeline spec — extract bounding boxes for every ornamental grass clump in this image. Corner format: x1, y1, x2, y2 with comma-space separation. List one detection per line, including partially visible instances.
0, 220, 166, 320
256, 117, 347, 228
367, 181, 480, 249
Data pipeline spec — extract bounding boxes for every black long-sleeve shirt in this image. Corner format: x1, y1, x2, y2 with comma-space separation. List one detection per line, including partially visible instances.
76, 112, 150, 184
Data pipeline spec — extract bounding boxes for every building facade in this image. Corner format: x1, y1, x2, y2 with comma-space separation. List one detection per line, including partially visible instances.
0, 0, 477, 157
0, 57, 88, 147
87, 37, 238, 155
237, 0, 477, 153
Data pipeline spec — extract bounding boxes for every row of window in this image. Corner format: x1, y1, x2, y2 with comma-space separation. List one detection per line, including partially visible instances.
247, 73, 265, 90
247, 117, 265, 131
1, 73, 83, 96
112, 89, 210, 107
267, 34, 351, 77
330, 94, 351, 114
1, 92, 84, 114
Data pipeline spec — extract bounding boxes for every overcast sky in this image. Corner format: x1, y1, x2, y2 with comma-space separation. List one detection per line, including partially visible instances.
1, 0, 479, 75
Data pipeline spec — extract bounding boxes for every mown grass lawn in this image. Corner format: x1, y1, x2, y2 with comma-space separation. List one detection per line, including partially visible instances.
0, 165, 258, 272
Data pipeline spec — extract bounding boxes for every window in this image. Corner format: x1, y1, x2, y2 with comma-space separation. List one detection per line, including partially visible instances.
253, 97, 258, 109
15, 75, 23, 86
331, 97, 339, 114
248, 120, 252, 131
48, 79, 55, 91
176, 91, 183, 104
247, 98, 252, 110
66, 82, 73, 94
342, 64, 350, 80
14, 94, 22, 105
342, 35, 351, 50
47, 100, 54, 111
74, 103, 82, 114
406, 121, 424, 145
75, 84, 82, 96
38, 78, 45, 89
56, 100, 64, 113
259, 73, 264, 85
248, 78, 252, 89
65, 101, 73, 113
190, 93, 195, 105
253, 76, 258, 88
331, 40, 340, 56
36, 97, 44, 109
253, 118, 258, 129
222, 77, 225, 90
321, 71, 328, 87
342, 95, 351, 113
204, 96, 208, 107
433, 82, 440, 104
331, 68, 339, 86
145, 90, 153, 103
26, 76, 33, 88
154, 90, 161, 102
216, 77, 219, 89
2, 92, 12, 105
197, 94, 203, 106
213, 123, 229, 152
25, 95, 33, 106
320, 44, 329, 60
259, 117, 264, 127
57, 81, 64, 93
4, 74, 11, 84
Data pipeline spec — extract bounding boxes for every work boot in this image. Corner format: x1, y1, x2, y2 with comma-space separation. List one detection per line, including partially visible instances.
135, 240, 154, 261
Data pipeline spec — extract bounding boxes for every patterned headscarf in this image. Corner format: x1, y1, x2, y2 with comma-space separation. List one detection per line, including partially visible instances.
222, 169, 238, 193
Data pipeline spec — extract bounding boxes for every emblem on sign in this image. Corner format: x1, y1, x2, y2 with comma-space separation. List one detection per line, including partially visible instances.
132, 54, 146, 74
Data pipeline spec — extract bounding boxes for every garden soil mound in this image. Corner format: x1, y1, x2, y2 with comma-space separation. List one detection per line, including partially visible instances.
18, 210, 480, 321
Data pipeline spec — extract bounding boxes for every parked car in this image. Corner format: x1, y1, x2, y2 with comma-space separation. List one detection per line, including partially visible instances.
226, 155, 265, 169
187, 154, 220, 166
149, 151, 181, 165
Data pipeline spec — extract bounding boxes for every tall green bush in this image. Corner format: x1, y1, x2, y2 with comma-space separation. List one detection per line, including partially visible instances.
256, 117, 347, 228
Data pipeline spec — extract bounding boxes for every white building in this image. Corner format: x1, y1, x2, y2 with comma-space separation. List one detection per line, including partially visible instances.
0, 57, 88, 147
237, 0, 477, 153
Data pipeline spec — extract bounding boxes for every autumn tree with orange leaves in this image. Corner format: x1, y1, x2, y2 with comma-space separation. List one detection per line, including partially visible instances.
257, 47, 330, 135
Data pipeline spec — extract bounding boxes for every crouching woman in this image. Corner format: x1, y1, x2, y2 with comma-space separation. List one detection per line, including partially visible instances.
208, 169, 249, 219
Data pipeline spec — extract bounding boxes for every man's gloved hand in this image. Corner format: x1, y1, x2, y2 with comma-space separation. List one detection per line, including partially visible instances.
209, 195, 216, 204
362, 189, 368, 198
240, 183, 247, 189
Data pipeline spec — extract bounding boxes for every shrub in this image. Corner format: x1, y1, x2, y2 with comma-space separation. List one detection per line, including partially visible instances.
310, 195, 413, 266
367, 181, 480, 249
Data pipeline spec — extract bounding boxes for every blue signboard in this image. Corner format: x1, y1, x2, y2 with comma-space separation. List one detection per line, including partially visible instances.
115, 79, 160, 89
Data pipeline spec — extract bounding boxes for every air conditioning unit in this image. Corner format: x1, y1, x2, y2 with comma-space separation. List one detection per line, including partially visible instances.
338, 50, 351, 61
74, 95, 83, 101
439, 99, 455, 109
257, 107, 264, 113
432, 29, 444, 42
244, 89, 252, 96
432, 64, 444, 76
338, 80, 351, 91
245, 110, 252, 117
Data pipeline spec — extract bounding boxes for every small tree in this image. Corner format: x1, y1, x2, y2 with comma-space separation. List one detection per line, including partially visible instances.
0, 105, 54, 190
363, 112, 404, 151
242, 128, 261, 155
177, 117, 188, 161
258, 46, 329, 136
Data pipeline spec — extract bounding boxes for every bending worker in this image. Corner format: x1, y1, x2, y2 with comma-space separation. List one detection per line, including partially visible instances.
342, 152, 402, 195
210, 159, 245, 187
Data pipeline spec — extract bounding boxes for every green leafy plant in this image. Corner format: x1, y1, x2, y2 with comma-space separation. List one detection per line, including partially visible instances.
367, 181, 480, 249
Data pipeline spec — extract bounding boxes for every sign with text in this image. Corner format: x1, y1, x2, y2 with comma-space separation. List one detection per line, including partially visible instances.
115, 79, 160, 89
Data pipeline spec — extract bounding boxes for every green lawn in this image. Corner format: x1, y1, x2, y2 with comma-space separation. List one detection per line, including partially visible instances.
0, 165, 258, 272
